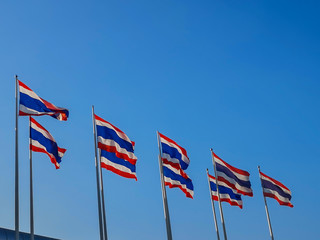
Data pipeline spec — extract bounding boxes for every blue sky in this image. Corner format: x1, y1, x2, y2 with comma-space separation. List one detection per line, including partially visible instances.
0, 0, 319, 239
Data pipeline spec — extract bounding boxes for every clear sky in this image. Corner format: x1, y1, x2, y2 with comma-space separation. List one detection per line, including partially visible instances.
0, 1, 319, 239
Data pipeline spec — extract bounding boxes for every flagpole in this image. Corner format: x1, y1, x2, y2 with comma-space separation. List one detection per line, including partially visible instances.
206, 169, 220, 240
29, 117, 35, 240
258, 166, 274, 240
15, 75, 19, 240
99, 149, 108, 240
210, 148, 227, 240
92, 106, 104, 240
157, 131, 173, 240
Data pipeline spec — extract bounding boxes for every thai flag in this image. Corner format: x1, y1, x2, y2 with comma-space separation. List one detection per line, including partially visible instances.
213, 151, 253, 197
208, 173, 243, 209
159, 133, 193, 198
259, 170, 293, 207
163, 163, 194, 199
19, 80, 69, 121
30, 117, 66, 169
159, 132, 190, 170
95, 114, 137, 180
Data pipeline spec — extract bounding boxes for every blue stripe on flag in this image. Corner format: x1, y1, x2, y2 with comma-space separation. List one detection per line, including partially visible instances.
96, 125, 134, 153
30, 128, 62, 164
210, 180, 242, 201
100, 149, 136, 173
20, 92, 52, 113
163, 165, 193, 191
161, 142, 188, 170
261, 179, 292, 200
20, 92, 69, 119
216, 163, 251, 188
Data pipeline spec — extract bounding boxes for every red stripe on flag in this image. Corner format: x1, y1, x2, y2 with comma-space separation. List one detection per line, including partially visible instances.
260, 171, 291, 192
162, 158, 189, 179
217, 176, 253, 196
101, 162, 137, 181
158, 132, 188, 158
165, 182, 193, 199
30, 145, 60, 169
30, 117, 49, 132
98, 143, 137, 165
212, 195, 243, 209
263, 192, 293, 208
213, 151, 250, 176
18, 80, 32, 91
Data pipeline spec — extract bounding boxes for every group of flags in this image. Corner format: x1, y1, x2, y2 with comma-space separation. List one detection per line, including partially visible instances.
208, 174, 243, 209
15, 78, 293, 240
16, 78, 69, 240
19, 80, 68, 168
205, 150, 293, 240
207, 150, 293, 209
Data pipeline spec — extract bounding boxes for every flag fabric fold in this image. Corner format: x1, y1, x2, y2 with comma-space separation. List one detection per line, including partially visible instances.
213, 151, 253, 197
95, 114, 137, 180
259, 170, 293, 207
163, 163, 194, 199
30, 117, 66, 169
159, 132, 190, 170
100, 149, 137, 180
19, 80, 69, 121
159, 132, 193, 198
208, 173, 243, 209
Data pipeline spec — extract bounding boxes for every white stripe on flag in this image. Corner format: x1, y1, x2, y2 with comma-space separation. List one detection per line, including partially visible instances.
31, 122, 56, 142
95, 119, 133, 145
214, 156, 249, 181
100, 155, 136, 177
163, 176, 194, 197
260, 174, 291, 196
30, 140, 60, 168
263, 188, 291, 203
160, 137, 189, 164
162, 152, 182, 166
217, 171, 252, 193
19, 84, 41, 100
97, 137, 137, 160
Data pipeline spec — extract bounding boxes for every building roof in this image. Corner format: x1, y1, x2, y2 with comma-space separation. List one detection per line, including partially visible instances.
0, 227, 59, 240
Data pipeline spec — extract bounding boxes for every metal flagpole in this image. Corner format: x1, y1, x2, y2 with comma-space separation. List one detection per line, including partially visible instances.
15, 75, 19, 240
99, 149, 108, 240
258, 166, 274, 240
157, 131, 173, 240
29, 117, 34, 240
92, 106, 104, 240
206, 169, 220, 240
210, 148, 227, 240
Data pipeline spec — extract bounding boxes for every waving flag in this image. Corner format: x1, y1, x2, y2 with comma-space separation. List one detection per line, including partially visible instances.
212, 151, 253, 196
19, 80, 69, 121
159, 133, 193, 198
259, 170, 293, 207
163, 163, 194, 199
208, 173, 243, 208
30, 117, 66, 169
95, 114, 137, 180
159, 132, 190, 170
